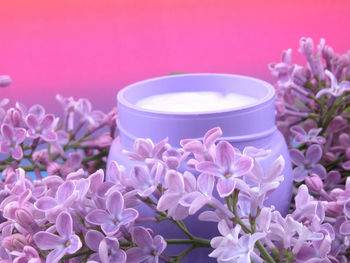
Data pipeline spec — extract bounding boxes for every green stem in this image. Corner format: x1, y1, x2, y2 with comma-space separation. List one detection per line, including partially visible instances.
173, 245, 196, 263
166, 238, 210, 247
82, 149, 109, 164
255, 241, 276, 263
60, 249, 93, 261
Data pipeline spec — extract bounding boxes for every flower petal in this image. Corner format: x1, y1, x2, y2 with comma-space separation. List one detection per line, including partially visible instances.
132, 227, 153, 248
126, 247, 148, 263
56, 212, 72, 240
305, 144, 322, 164
65, 235, 82, 254
293, 166, 308, 182
233, 156, 253, 176
196, 161, 221, 176
203, 127, 222, 149
14, 128, 26, 143
217, 178, 236, 198
216, 141, 236, 169
35, 196, 58, 211
56, 181, 75, 204
121, 208, 138, 225
289, 149, 305, 166
86, 209, 111, 225
40, 114, 54, 130
33, 232, 63, 250
11, 145, 23, 160
85, 230, 104, 252
106, 191, 124, 219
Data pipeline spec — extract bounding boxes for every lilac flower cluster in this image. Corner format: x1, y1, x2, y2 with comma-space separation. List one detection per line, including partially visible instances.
0, 36, 349, 262
269, 37, 350, 262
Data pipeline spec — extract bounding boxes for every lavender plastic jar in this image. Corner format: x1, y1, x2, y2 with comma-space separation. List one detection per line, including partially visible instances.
107, 73, 293, 262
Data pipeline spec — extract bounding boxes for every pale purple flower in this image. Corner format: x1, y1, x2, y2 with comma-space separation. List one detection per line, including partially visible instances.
2, 234, 28, 251
129, 162, 164, 197
179, 173, 215, 215
26, 113, 57, 142
290, 144, 326, 182
290, 126, 326, 145
268, 48, 294, 84
99, 237, 126, 263
123, 137, 169, 162
10, 246, 41, 263
34, 180, 78, 222
85, 190, 138, 236
56, 94, 77, 131
0, 123, 26, 160
196, 141, 253, 197
85, 230, 126, 263
305, 174, 324, 193
209, 221, 265, 263
0, 75, 12, 87
180, 126, 222, 167
299, 37, 314, 57
34, 212, 82, 263
292, 185, 325, 225
161, 148, 189, 170
75, 98, 105, 127
157, 170, 196, 220
126, 226, 166, 263
316, 70, 350, 98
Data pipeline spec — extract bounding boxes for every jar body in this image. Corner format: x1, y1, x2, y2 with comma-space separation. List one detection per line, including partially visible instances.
108, 73, 293, 262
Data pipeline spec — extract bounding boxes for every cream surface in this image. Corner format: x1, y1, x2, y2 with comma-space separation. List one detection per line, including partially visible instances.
135, 91, 258, 112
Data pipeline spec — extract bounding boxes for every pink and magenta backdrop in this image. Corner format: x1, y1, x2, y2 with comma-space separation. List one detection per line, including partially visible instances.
1, 0, 350, 114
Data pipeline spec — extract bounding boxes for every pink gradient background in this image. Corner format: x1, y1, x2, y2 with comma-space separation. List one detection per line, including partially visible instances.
1, 0, 350, 114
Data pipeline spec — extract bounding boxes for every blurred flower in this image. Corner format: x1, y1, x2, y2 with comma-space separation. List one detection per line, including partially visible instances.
0, 75, 12, 87
290, 144, 326, 182
0, 123, 26, 160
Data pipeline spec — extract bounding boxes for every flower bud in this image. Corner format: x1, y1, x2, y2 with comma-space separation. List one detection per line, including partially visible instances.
2, 234, 28, 251
0, 75, 12, 87
305, 173, 323, 192
323, 152, 336, 162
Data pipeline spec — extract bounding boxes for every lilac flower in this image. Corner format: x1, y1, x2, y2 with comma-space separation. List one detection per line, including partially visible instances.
129, 162, 164, 197
161, 148, 189, 170
316, 70, 350, 98
123, 137, 169, 162
56, 94, 77, 131
290, 126, 326, 145
0, 75, 12, 87
126, 226, 166, 263
180, 126, 222, 167
34, 180, 78, 222
33, 212, 82, 263
75, 98, 105, 127
85, 230, 126, 263
179, 173, 215, 215
99, 237, 127, 263
9, 246, 41, 263
290, 144, 326, 182
157, 170, 196, 220
0, 123, 26, 160
292, 185, 325, 224
26, 113, 57, 142
85, 190, 138, 236
196, 141, 253, 197
209, 221, 265, 263
268, 48, 294, 85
